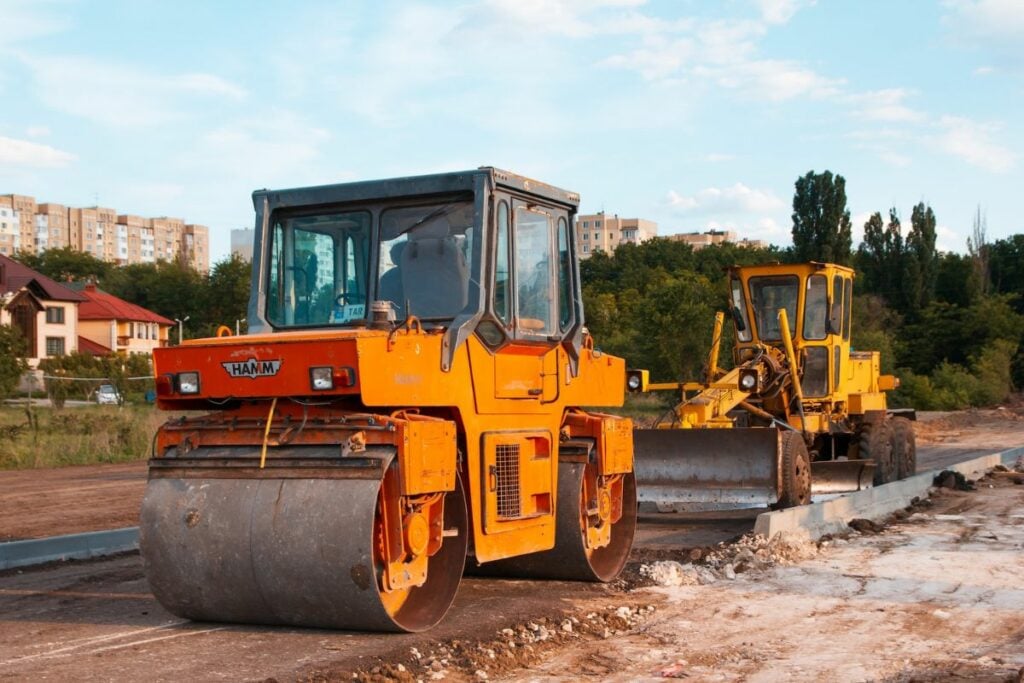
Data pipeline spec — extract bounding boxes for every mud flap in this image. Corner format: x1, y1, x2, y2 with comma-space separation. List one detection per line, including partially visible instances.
633, 428, 782, 512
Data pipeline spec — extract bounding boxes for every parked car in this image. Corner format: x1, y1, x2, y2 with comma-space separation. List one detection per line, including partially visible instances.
95, 384, 122, 405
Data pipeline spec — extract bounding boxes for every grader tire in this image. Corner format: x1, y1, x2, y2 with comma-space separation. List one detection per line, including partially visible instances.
890, 417, 917, 479
777, 431, 812, 508
859, 420, 896, 486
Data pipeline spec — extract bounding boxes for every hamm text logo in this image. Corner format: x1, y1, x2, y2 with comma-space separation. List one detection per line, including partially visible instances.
222, 358, 283, 379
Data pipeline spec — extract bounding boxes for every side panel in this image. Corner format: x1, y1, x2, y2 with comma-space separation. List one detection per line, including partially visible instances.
480, 431, 554, 534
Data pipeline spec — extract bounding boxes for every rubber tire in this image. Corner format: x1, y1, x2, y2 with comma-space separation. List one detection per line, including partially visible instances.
890, 417, 916, 479
777, 431, 812, 508
858, 419, 896, 486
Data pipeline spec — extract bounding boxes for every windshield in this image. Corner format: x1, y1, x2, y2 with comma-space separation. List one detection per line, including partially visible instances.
377, 200, 475, 320
748, 275, 799, 340
266, 211, 372, 327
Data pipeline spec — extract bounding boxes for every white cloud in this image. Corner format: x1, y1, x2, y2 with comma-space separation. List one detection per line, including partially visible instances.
703, 58, 842, 101
753, 0, 808, 25
973, 65, 995, 75
935, 115, 1015, 172
847, 89, 925, 123
0, 135, 75, 167
667, 182, 785, 215
25, 125, 50, 138
23, 55, 246, 126
945, 0, 1024, 41
0, 0, 70, 43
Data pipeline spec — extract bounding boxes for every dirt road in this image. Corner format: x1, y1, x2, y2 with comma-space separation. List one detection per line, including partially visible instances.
2, 408, 1021, 541
0, 408, 1022, 681
521, 475, 1024, 682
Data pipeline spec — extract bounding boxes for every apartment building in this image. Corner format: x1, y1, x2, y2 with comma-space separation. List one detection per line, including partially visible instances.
668, 229, 767, 250
575, 212, 658, 258
0, 194, 210, 272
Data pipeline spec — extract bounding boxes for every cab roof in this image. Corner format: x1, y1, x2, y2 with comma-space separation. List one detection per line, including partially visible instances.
253, 167, 580, 212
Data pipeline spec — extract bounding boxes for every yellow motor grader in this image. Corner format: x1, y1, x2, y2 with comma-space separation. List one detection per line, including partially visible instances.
629, 261, 916, 510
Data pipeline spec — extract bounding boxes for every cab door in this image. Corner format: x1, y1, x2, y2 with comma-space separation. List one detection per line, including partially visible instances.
492, 199, 568, 403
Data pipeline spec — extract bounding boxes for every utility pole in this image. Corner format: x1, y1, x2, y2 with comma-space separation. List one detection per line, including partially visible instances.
174, 316, 190, 345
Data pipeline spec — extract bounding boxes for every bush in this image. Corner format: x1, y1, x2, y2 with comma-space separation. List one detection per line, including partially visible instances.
0, 324, 28, 400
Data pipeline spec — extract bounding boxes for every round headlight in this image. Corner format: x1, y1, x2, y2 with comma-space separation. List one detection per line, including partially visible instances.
739, 373, 757, 391
627, 374, 641, 391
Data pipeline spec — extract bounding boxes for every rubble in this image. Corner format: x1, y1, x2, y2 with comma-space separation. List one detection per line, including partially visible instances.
639, 532, 818, 587
347, 605, 656, 682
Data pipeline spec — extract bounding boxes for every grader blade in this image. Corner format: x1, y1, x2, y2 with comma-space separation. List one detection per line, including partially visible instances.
810, 459, 875, 495
633, 428, 782, 512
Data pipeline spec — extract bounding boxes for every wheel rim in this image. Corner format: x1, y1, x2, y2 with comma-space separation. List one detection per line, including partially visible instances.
373, 472, 468, 632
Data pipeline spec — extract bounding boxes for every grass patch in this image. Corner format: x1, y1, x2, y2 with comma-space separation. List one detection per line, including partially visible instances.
590, 392, 677, 427
0, 404, 166, 469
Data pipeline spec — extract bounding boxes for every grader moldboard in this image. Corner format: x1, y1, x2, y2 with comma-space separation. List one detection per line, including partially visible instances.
629, 262, 917, 511
140, 168, 637, 633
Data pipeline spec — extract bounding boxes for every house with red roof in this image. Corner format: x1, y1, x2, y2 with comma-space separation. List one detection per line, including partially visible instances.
0, 253, 86, 364
69, 282, 174, 355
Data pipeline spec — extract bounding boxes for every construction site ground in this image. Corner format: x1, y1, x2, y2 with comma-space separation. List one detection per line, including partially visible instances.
0, 408, 1022, 681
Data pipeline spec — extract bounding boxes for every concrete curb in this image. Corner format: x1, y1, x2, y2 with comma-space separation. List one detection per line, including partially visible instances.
0, 527, 139, 571
753, 446, 1024, 541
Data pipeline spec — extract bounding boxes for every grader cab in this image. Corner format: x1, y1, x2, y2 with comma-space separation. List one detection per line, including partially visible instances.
631, 261, 916, 511
140, 168, 636, 632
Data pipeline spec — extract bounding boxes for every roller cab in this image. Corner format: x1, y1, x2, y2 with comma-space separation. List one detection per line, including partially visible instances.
141, 168, 636, 632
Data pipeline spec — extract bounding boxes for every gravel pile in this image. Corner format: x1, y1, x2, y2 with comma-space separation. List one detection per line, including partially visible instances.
640, 532, 818, 587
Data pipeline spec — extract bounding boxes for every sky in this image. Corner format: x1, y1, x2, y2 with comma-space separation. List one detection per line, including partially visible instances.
0, 0, 1022, 262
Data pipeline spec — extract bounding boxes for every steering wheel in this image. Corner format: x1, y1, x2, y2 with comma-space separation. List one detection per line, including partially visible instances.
335, 293, 359, 307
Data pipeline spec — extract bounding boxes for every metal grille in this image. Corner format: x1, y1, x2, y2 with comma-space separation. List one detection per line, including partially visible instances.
495, 443, 521, 519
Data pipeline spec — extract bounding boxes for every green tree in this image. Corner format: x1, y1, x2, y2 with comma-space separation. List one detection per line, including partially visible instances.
13, 246, 111, 282
907, 202, 937, 308
791, 170, 853, 265
0, 324, 28, 400
202, 255, 252, 336
104, 262, 205, 341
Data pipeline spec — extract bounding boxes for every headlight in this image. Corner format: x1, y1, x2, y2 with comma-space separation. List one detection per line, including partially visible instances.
626, 369, 649, 393
310, 366, 334, 391
177, 371, 201, 394
738, 370, 758, 392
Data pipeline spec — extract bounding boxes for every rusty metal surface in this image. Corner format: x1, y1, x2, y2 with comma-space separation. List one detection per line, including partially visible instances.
809, 459, 875, 495
633, 428, 782, 511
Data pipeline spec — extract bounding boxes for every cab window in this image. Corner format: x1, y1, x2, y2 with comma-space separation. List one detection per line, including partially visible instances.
730, 277, 752, 342
514, 207, 555, 336
557, 217, 572, 331
377, 201, 474, 320
748, 275, 799, 340
266, 211, 371, 327
803, 275, 828, 340
494, 201, 511, 323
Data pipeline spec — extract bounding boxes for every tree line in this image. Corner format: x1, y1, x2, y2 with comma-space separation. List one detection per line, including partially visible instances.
14, 247, 252, 341
583, 170, 1023, 410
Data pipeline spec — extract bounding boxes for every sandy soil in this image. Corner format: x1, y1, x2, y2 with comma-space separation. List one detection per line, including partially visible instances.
484, 475, 1024, 682
0, 462, 147, 541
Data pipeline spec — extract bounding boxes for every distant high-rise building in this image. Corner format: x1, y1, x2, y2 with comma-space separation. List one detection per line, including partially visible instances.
668, 229, 766, 250
575, 212, 658, 259
231, 228, 254, 262
0, 194, 210, 272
